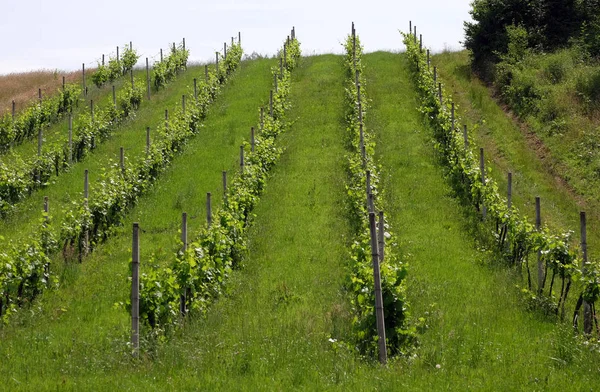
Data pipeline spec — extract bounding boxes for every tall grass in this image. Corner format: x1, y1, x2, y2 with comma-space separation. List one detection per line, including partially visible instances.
0, 69, 81, 116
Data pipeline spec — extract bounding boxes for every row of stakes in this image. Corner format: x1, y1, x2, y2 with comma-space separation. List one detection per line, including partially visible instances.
131, 27, 296, 356
352, 21, 388, 365
9, 33, 241, 135
411, 20, 595, 335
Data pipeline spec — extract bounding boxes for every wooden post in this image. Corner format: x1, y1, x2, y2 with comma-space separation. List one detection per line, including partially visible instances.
82, 63, 86, 96
357, 96, 364, 123
130, 69, 134, 89
274, 74, 278, 93
165, 109, 169, 122
369, 212, 387, 365
378, 211, 385, 261
269, 90, 274, 117
507, 172, 512, 209
102, 54, 105, 66
206, 193, 212, 227
480, 148, 486, 219
222, 170, 228, 204
419, 34, 422, 52
160, 48, 163, 62
366, 170, 372, 212
535, 197, 543, 294
359, 123, 365, 161
37, 127, 42, 156
451, 103, 455, 132
182, 95, 186, 114
251, 127, 255, 152
427, 49, 430, 70
90, 99, 94, 123
131, 222, 140, 357
112, 85, 116, 109
284, 45, 287, 69
216, 52, 219, 75
361, 145, 366, 169
224, 42, 227, 59
414, 26, 417, 43
240, 145, 245, 172
239, 31, 241, 45
581, 212, 592, 335
146, 58, 150, 100
44, 196, 49, 214
117, 46, 120, 62
38, 88, 42, 106
205, 65, 208, 82
193, 78, 198, 102
409, 20, 412, 34
146, 127, 150, 155
182, 38, 185, 51
62, 76, 65, 91
12, 100, 15, 122
463, 125, 469, 149
120, 147, 125, 173
68, 115, 73, 164
260, 107, 264, 131
180, 212, 187, 316
438, 83, 443, 105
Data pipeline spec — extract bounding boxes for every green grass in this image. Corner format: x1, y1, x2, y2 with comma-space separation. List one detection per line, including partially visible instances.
0, 68, 142, 163
0, 56, 276, 389
1, 49, 600, 391
0, 63, 218, 244
433, 51, 600, 260
365, 51, 600, 390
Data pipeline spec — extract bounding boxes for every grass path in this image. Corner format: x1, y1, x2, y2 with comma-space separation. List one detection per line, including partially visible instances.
364, 51, 600, 390
0, 57, 275, 390
133, 54, 355, 389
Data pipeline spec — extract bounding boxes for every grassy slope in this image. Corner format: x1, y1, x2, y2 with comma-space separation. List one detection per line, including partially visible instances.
130, 53, 355, 389
0, 64, 215, 244
0, 57, 275, 390
2, 49, 599, 391
0, 69, 80, 116
433, 51, 600, 260
365, 51, 600, 390
0, 68, 137, 161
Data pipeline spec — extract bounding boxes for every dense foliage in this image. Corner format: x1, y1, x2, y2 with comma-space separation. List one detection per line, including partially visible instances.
0, 42, 243, 323
404, 32, 599, 335
342, 33, 414, 358
152, 43, 189, 91
135, 37, 300, 333
0, 44, 190, 216
464, 0, 600, 80
92, 45, 140, 88
0, 84, 80, 152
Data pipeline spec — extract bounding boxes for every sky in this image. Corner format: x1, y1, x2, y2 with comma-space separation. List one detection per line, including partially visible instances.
0, 0, 473, 75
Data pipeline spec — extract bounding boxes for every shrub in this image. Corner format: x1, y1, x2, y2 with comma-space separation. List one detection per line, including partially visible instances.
544, 54, 572, 84
575, 68, 600, 110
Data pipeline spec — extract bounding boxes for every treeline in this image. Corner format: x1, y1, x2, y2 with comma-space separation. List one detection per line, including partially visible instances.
465, 0, 600, 79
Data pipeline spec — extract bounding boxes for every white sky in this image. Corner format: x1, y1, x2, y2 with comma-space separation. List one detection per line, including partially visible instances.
0, 0, 472, 74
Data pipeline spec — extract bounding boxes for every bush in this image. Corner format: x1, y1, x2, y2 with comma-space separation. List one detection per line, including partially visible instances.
581, 15, 600, 58
575, 68, 600, 110
544, 54, 572, 84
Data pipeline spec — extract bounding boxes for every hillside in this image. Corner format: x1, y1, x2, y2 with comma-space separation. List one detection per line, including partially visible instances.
0, 29, 599, 390
0, 70, 81, 116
